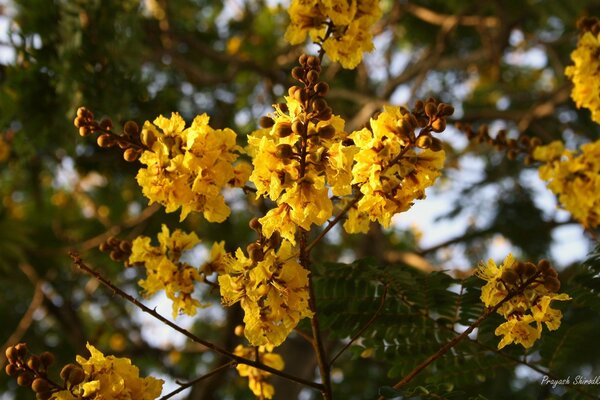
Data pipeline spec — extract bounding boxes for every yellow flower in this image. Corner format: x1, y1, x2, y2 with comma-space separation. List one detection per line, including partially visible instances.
532, 293, 571, 331
346, 106, 445, 232
218, 241, 313, 346
495, 315, 541, 350
476, 254, 514, 308
234, 345, 284, 399
565, 31, 600, 124
129, 225, 204, 318
285, 0, 382, 69
136, 112, 246, 222
534, 139, 600, 228
52, 343, 163, 400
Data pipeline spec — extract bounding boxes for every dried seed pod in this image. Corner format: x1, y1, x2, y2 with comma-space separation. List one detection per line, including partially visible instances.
259, 116, 275, 129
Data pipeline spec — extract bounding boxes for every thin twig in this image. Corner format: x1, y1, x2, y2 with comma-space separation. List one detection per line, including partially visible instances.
69, 251, 323, 392
159, 361, 236, 400
330, 285, 388, 365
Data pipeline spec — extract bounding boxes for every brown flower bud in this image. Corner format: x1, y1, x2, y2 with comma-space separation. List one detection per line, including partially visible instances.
529, 136, 542, 149
119, 241, 132, 254
97, 133, 116, 148
437, 103, 454, 117
140, 128, 156, 148
299, 54, 308, 66
416, 134, 432, 149
314, 81, 329, 96
15, 343, 28, 358
73, 117, 83, 128
124, 121, 139, 137
5, 364, 19, 377
247, 242, 264, 262
123, 148, 140, 162
234, 325, 244, 337
307, 55, 320, 69
5, 346, 18, 363
27, 355, 41, 371
544, 267, 558, 279
259, 116, 275, 129
60, 364, 76, 382
79, 127, 91, 137
537, 259, 551, 272
40, 352, 55, 367
431, 118, 446, 133
514, 261, 526, 276
306, 69, 319, 84
424, 102, 438, 118
501, 269, 519, 285
17, 371, 35, 387
544, 276, 561, 292
319, 107, 332, 121
36, 392, 53, 400
249, 217, 262, 232
117, 138, 130, 150
413, 100, 424, 112
276, 144, 295, 159
32, 378, 51, 394
67, 367, 86, 386
318, 124, 336, 139
99, 118, 113, 131
274, 122, 293, 138
76, 107, 88, 119
523, 262, 537, 277
292, 120, 304, 134
291, 66, 304, 81
429, 137, 443, 152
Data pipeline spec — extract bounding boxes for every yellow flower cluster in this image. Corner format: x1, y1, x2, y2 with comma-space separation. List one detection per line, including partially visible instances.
218, 240, 312, 346
565, 29, 600, 124
285, 0, 381, 69
345, 106, 445, 233
533, 140, 600, 229
477, 254, 570, 349
233, 344, 284, 399
249, 87, 355, 245
129, 225, 214, 319
136, 112, 251, 222
52, 343, 163, 400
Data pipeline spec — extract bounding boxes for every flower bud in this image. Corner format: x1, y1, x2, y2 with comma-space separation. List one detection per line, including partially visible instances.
501, 269, 519, 285
429, 137, 443, 152
299, 54, 308, 66
276, 144, 294, 159
27, 355, 41, 371
99, 118, 113, 131
247, 243, 264, 262
314, 81, 329, 96
5, 346, 18, 363
307, 55, 320, 69
292, 120, 304, 134
259, 116, 275, 129
544, 276, 561, 292
424, 102, 438, 118
274, 122, 293, 138
32, 378, 51, 394
123, 148, 140, 162
124, 120, 139, 137
140, 128, 156, 148
249, 217, 262, 231
306, 69, 319, 84
416, 134, 432, 149
40, 352, 55, 367
234, 325, 244, 337
17, 371, 35, 387
431, 118, 446, 133
79, 127, 91, 137
537, 259, 551, 272
291, 66, 304, 81
97, 133, 116, 148
318, 124, 336, 139
5, 364, 18, 377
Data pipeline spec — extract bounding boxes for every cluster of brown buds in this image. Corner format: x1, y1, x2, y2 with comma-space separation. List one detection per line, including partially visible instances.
455, 122, 542, 164
99, 235, 133, 266
411, 98, 454, 151
577, 16, 600, 36
245, 217, 282, 263
500, 259, 560, 292
73, 107, 147, 162
4, 343, 62, 400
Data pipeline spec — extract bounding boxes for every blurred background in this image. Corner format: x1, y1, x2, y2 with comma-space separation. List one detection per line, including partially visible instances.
1, 0, 599, 399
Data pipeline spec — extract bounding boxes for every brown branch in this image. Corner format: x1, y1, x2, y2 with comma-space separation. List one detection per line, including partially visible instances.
403, 4, 500, 28
69, 251, 323, 392
330, 285, 388, 365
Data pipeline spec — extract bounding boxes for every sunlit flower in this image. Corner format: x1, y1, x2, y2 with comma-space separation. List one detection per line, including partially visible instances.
233, 345, 284, 399
565, 30, 600, 124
